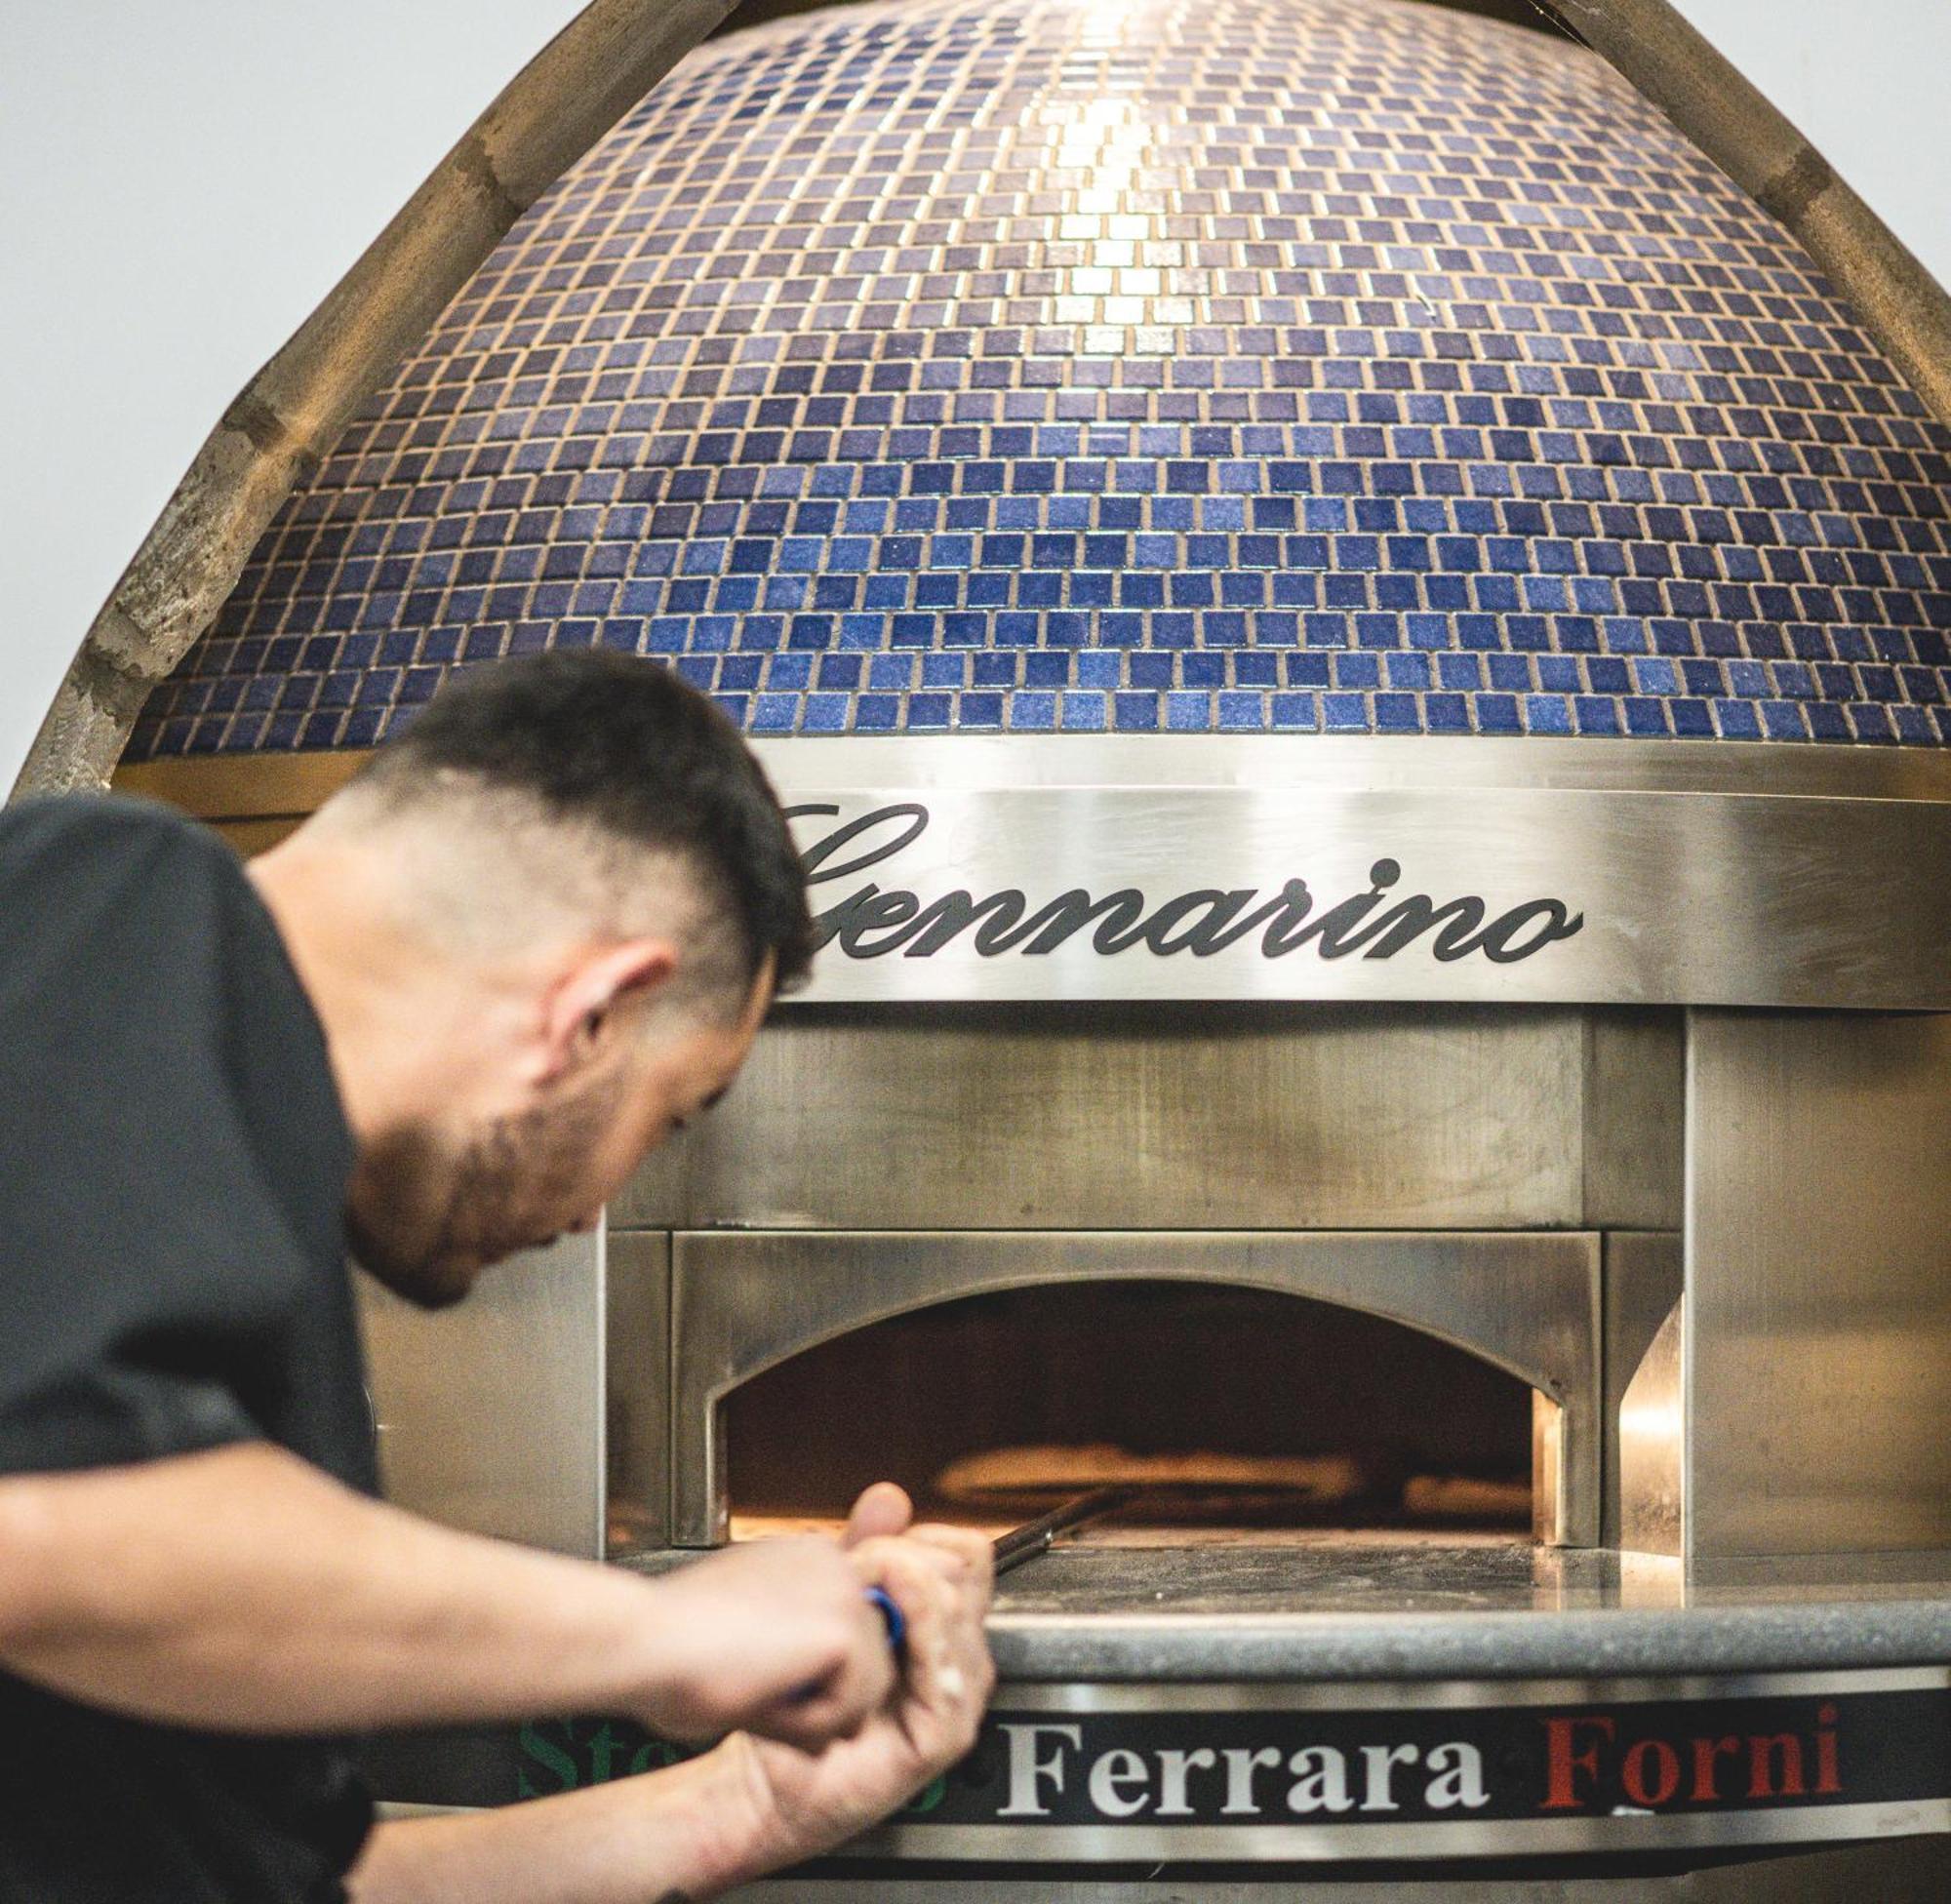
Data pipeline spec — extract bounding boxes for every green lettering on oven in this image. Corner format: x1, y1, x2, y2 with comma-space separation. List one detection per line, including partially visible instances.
902, 1775, 948, 1815
518, 1720, 581, 1797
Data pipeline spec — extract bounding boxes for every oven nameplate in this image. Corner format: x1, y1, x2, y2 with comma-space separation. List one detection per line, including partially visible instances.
363, 1667, 1951, 1862
776, 783, 1951, 1009
852, 1669, 1951, 1860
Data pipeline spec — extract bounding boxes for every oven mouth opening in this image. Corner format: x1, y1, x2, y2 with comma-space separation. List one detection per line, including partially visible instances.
719, 1281, 1536, 1552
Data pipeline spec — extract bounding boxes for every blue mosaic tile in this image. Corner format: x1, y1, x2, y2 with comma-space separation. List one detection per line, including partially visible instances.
129, 0, 1951, 758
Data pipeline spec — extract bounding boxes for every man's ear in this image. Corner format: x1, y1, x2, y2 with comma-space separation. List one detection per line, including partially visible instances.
536, 940, 679, 1086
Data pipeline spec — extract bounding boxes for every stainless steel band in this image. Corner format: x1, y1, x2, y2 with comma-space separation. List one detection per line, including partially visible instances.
841, 1668, 1951, 1864
750, 737, 1951, 1010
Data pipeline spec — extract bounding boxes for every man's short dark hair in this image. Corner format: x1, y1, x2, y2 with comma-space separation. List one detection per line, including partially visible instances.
358, 652, 815, 994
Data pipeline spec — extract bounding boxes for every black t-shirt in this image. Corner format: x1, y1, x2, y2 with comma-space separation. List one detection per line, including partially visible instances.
0, 796, 379, 1901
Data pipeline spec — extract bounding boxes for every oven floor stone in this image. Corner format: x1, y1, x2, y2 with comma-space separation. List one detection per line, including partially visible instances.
625, 1539, 1951, 1681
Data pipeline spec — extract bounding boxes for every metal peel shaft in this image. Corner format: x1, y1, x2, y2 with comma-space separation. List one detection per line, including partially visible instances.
991, 1486, 1136, 1576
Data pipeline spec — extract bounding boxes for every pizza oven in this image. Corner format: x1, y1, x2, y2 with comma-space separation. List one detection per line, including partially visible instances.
302, 733, 1951, 1891
353, 729, 1951, 1577
102, 0, 1951, 1887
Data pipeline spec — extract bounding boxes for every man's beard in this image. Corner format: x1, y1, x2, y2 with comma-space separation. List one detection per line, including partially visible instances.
347, 1071, 625, 1309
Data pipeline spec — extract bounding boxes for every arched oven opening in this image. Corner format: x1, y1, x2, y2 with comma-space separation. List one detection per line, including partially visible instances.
722, 1281, 1537, 1552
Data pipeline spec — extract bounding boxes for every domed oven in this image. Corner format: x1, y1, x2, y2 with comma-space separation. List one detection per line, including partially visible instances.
117, 0, 1951, 1890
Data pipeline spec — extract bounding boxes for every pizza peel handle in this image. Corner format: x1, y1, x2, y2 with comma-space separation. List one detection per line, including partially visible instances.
789, 1489, 1126, 1707
863, 1583, 906, 1648
784, 1584, 906, 1706
991, 1486, 1137, 1577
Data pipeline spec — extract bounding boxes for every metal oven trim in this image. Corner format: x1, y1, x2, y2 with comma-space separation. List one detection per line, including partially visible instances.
979, 1666, 1949, 1711
769, 775, 1951, 1008
118, 737, 1951, 1008
668, 1229, 1601, 1549
846, 1666, 1951, 1864
855, 1803, 1951, 1863
751, 735, 1951, 798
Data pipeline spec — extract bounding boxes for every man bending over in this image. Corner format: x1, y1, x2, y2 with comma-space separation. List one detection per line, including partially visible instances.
0, 651, 992, 1902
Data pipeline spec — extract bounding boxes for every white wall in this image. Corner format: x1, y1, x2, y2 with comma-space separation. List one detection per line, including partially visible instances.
1673, 0, 1951, 292
0, 1, 583, 789
3, 1, 1945, 791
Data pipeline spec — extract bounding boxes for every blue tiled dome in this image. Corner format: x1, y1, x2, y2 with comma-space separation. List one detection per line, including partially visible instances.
132, 0, 1951, 758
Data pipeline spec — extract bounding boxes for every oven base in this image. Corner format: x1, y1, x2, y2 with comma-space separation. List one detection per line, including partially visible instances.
738, 1832, 1951, 1901
360, 1543, 1951, 1879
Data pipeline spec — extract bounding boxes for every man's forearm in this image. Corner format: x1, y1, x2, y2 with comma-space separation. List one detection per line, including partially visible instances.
0, 1442, 686, 1733
347, 1749, 774, 1904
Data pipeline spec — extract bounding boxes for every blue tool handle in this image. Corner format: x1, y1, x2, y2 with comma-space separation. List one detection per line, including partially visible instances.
786, 1585, 905, 1704
864, 1583, 906, 1650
